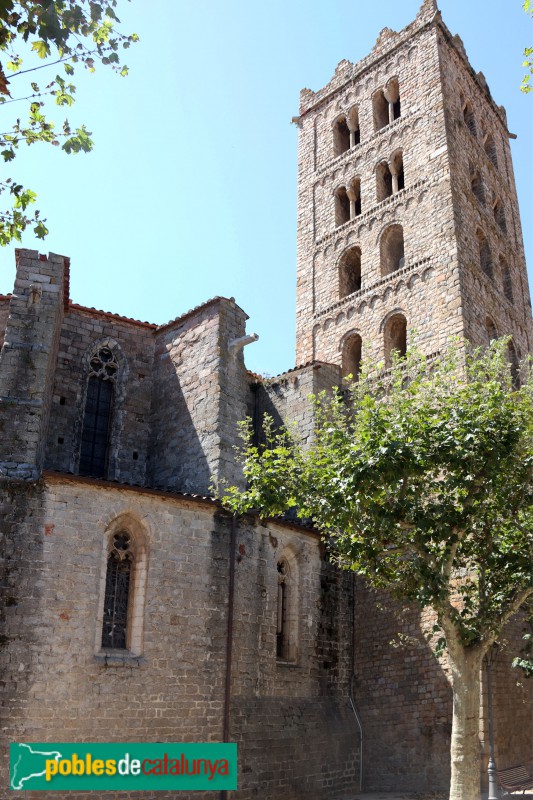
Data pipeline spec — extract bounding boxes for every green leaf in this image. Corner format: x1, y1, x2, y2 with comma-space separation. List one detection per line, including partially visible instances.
31, 39, 51, 59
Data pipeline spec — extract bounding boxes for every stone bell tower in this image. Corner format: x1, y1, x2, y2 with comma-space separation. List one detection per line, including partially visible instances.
294, 0, 532, 377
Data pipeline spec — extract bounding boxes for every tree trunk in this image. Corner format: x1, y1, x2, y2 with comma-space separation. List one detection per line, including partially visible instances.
448, 647, 484, 800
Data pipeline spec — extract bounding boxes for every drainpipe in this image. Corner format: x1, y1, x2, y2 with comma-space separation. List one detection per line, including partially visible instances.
220, 513, 237, 800
349, 573, 364, 792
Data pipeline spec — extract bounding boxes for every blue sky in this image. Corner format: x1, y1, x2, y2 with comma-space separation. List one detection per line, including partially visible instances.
1, 0, 531, 376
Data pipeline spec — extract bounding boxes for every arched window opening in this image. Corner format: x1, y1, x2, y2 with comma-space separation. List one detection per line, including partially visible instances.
333, 115, 350, 156
276, 559, 290, 660
463, 103, 477, 136
339, 246, 362, 298
335, 186, 350, 227
471, 171, 485, 205
390, 150, 404, 192
342, 333, 362, 380
384, 314, 407, 367
347, 106, 360, 147
373, 90, 389, 132
102, 531, 133, 649
508, 341, 520, 388
376, 161, 393, 202
380, 224, 405, 276
501, 257, 513, 304
386, 78, 401, 122
79, 346, 118, 478
484, 134, 498, 168
493, 200, 506, 233
349, 179, 362, 218
485, 317, 497, 343
477, 231, 493, 280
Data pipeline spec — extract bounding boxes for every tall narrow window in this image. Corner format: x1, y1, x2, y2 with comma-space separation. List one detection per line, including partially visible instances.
485, 317, 497, 343
386, 78, 401, 122
342, 333, 362, 380
477, 231, 493, 280
390, 150, 404, 192
471, 171, 485, 205
484, 134, 498, 168
508, 341, 520, 389
333, 115, 350, 156
102, 532, 133, 649
79, 346, 118, 477
335, 186, 350, 227
493, 200, 506, 233
276, 559, 290, 660
501, 256, 513, 304
384, 313, 407, 367
339, 246, 362, 297
347, 106, 360, 147
463, 103, 477, 136
380, 224, 405, 276
376, 161, 393, 202
275, 551, 298, 663
373, 90, 389, 131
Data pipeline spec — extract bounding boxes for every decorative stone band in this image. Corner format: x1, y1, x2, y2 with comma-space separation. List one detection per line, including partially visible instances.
315, 109, 417, 179
314, 178, 428, 248
313, 255, 432, 323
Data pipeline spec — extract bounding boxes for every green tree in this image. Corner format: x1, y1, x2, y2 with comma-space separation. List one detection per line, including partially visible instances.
0, 1, 138, 245
522, 0, 533, 93
222, 341, 533, 800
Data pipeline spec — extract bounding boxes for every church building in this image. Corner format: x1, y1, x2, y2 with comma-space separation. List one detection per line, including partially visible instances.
1, 1, 531, 798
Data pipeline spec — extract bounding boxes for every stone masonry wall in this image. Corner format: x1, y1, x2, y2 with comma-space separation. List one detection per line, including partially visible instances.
0, 251, 67, 480
44, 308, 155, 484
353, 580, 453, 793
437, 25, 533, 355
0, 296, 10, 349
0, 475, 359, 800
253, 361, 341, 447
148, 297, 250, 495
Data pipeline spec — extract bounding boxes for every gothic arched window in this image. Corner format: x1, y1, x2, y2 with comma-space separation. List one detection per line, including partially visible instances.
79, 346, 118, 478
102, 531, 134, 649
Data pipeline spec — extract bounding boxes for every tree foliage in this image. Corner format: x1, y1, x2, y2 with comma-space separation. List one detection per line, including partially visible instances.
522, 0, 533, 93
0, 1, 138, 245
222, 340, 533, 800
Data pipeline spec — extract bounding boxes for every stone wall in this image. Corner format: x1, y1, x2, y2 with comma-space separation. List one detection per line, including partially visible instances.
253, 361, 341, 447
0, 475, 360, 800
44, 307, 155, 483
0, 296, 10, 348
148, 297, 250, 495
0, 251, 67, 480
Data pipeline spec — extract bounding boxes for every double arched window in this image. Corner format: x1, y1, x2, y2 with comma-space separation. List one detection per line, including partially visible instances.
373, 78, 401, 132
335, 179, 361, 227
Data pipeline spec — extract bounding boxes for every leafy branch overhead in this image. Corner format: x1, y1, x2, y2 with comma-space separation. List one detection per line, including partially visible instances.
0, 1, 138, 245
522, 0, 533, 93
